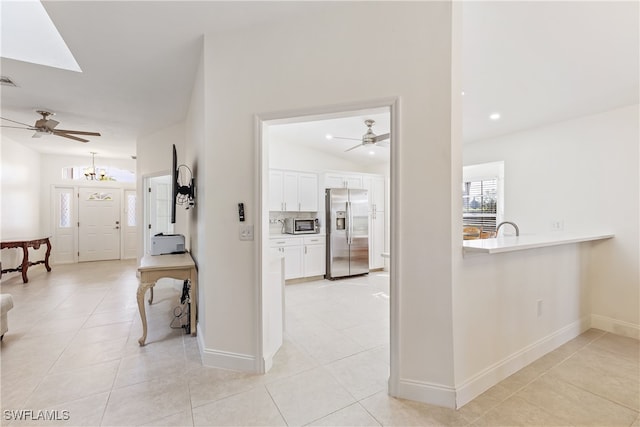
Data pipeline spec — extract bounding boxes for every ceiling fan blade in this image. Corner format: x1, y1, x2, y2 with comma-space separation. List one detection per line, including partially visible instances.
331, 136, 361, 141
1, 116, 34, 127
45, 119, 60, 130
345, 143, 363, 152
0, 125, 35, 130
54, 129, 101, 136
377, 140, 390, 147
54, 133, 89, 143
373, 133, 390, 142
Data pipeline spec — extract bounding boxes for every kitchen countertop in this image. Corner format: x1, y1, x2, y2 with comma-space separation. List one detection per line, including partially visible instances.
463, 232, 614, 255
270, 233, 325, 239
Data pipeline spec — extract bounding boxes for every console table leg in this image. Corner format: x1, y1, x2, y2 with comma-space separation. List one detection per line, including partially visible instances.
44, 238, 52, 272
137, 282, 155, 346
20, 244, 29, 283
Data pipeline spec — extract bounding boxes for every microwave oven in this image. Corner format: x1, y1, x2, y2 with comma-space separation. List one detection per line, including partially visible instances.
284, 217, 319, 234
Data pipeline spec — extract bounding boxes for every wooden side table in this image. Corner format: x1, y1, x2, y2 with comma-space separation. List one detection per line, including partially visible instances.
137, 252, 197, 346
0, 237, 52, 283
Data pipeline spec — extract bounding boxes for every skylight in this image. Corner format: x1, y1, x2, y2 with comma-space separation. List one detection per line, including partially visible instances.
0, 0, 81, 72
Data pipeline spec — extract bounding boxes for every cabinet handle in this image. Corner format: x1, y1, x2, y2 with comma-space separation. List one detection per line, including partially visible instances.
276, 241, 286, 244
299, 202, 301, 211
305, 246, 307, 254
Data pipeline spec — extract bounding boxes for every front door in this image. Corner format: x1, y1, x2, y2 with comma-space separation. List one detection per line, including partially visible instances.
78, 188, 121, 262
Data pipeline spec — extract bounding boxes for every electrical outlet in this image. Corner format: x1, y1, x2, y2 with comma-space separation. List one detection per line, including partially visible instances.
239, 224, 254, 241
551, 220, 564, 231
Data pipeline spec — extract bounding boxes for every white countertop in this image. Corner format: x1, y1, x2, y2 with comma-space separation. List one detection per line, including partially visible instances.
463, 232, 614, 255
270, 233, 325, 239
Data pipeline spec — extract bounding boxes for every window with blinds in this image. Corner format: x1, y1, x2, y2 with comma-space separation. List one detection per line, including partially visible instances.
463, 178, 497, 232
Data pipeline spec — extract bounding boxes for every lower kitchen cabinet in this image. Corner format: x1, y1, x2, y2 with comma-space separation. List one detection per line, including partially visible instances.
369, 211, 385, 269
270, 237, 303, 280
270, 235, 326, 280
303, 235, 325, 277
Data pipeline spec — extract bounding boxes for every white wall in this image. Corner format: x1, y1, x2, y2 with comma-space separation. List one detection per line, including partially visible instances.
1, 138, 42, 269
185, 47, 206, 335
136, 122, 189, 261
270, 138, 387, 175
191, 1, 458, 404
38, 153, 136, 238
1, 138, 41, 241
456, 105, 639, 404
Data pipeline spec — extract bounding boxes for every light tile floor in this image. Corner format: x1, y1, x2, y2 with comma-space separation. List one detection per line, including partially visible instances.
1, 260, 638, 426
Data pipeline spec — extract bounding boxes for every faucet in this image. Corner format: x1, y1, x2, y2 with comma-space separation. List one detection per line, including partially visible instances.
496, 221, 520, 237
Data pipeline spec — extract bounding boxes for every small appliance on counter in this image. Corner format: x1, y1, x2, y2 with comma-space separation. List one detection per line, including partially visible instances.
151, 233, 186, 255
283, 217, 319, 234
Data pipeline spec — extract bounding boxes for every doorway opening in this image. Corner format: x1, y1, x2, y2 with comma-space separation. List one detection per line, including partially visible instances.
258, 100, 397, 395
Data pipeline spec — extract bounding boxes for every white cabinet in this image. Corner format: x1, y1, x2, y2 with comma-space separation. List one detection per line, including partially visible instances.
270, 237, 303, 280
303, 235, 325, 277
270, 235, 325, 280
270, 170, 318, 212
364, 175, 386, 269
369, 211, 385, 269
325, 173, 363, 189
297, 173, 318, 211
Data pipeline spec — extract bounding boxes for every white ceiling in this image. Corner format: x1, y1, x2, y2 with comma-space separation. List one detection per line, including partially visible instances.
1, 2, 637, 162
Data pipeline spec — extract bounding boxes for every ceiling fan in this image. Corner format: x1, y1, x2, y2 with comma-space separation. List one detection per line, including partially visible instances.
330, 119, 390, 152
0, 110, 101, 143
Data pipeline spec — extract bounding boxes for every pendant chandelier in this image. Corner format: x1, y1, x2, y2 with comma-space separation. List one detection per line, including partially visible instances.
84, 152, 107, 180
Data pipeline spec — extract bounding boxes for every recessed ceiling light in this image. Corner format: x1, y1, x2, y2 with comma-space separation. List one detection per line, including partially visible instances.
489, 112, 501, 120
325, 134, 333, 140
369, 151, 375, 156
461, 91, 465, 96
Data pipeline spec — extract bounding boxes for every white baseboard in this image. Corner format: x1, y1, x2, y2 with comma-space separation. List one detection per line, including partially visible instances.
395, 379, 457, 409
591, 314, 640, 340
196, 325, 257, 372
455, 317, 590, 408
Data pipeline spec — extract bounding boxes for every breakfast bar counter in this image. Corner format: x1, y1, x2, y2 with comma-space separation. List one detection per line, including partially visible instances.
463, 232, 614, 255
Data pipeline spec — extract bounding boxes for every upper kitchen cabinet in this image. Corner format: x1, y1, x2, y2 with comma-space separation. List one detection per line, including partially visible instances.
325, 172, 363, 189
269, 169, 318, 212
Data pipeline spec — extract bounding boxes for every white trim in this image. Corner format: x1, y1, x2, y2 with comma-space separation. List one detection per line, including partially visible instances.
257, 98, 399, 381
200, 347, 258, 372
395, 378, 457, 409
454, 316, 590, 408
591, 314, 640, 340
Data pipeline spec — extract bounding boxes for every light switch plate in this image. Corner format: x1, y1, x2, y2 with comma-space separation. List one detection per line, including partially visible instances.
239, 224, 254, 241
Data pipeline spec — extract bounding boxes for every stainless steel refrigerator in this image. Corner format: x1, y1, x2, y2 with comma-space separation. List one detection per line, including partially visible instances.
325, 188, 369, 279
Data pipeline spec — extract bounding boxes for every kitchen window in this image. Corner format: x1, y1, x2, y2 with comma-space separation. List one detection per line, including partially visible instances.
463, 178, 498, 232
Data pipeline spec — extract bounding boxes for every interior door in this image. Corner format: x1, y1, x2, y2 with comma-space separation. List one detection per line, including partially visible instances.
145, 175, 173, 254
78, 188, 121, 262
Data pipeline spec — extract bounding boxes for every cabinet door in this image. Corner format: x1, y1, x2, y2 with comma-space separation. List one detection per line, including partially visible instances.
269, 170, 284, 211
369, 211, 386, 269
345, 175, 363, 189
364, 175, 385, 212
282, 172, 299, 212
325, 174, 346, 189
298, 173, 318, 211
304, 244, 326, 277
283, 245, 304, 279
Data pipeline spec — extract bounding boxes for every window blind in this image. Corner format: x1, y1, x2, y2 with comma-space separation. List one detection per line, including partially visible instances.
463, 178, 497, 232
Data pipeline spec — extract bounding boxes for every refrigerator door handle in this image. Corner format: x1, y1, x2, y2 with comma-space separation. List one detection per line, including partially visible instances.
347, 201, 353, 245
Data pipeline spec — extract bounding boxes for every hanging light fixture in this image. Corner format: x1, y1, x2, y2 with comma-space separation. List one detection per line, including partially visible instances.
84, 152, 107, 180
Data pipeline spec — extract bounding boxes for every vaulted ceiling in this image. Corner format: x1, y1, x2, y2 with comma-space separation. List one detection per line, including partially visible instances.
1, 1, 637, 161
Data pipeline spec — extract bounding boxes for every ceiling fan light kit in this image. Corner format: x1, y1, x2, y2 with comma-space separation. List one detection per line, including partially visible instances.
0, 110, 102, 143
